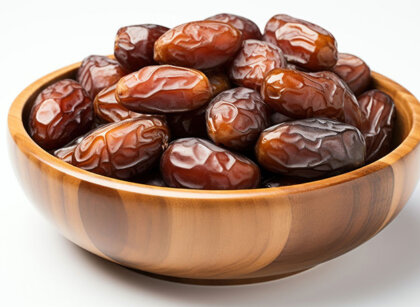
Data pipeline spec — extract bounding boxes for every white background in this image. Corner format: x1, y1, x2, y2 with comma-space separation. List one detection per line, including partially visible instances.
1, 0, 420, 306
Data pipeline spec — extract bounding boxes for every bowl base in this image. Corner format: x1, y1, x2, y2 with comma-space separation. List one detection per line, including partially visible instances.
134, 267, 314, 286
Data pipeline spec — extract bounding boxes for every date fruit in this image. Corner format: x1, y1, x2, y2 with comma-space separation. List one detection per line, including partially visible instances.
72, 117, 169, 179
94, 84, 143, 123
114, 24, 169, 72
332, 53, 371, 95
77, 55, 126, 99
29, 79, 93, 150
116, 65, 212, 113
205, 13, 262, 41
206, 87, 270, 150
256, 118, 366, 178
154, 21, 242, 69
261, 68, 363, 129
160, 138, 260, 189
263, 14, 338, 71
230, 39, 286, 90
54, 135, 84, 164
358, 89, 396, 162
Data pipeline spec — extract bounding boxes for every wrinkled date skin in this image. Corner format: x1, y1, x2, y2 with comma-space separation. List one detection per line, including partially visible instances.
263, 14, 338, 71
261, 68, 363, 129
205, 69, 231, 96
76, 55, 126, 99
72, 117, 169, 179
116, 65, 212, 113
167, 106, 208, 139
332, 53, 371, 95
114, 24, 169, 72
94, 84, 160, 123
205, 13, 262, 41
154, 21, 242, 70
29, 79, 93, 150
54, 135, 85, 164
206, 87, 270, 150
230, 39, 286, 90
256, 118, 366, 178
160, 138, 261, 189
358, 89, 396, 163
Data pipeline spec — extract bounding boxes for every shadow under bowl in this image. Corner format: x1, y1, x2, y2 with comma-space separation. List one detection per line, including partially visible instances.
7, 62, 420, 285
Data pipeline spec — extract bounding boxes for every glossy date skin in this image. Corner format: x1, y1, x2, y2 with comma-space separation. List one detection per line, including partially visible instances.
116, 65, 212, 113
263, 14, 338, 71
114, 24, 169, 72
160, 138, 260, 189
206, 87, 270, 150
72, 117, 169, 179
76, 55, 126, 99
261, 68, 363, 129
54, 135, 85, 164
230, 39, 286, 90
167, 106, 208, 139
154, 21, 242, 70
256, 118, 366, 178
205, 13, 262, 41
358, 89, 396, 163
93, 84, 163, 123
29, 79, 93, 150
332, 53, 371, 95
205, 69, 231, 96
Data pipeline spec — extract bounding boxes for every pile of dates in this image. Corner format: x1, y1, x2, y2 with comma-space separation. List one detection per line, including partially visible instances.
28, 14, 396, 190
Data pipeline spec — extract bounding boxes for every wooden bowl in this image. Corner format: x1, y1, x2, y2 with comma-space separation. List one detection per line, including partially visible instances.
7, 62, 420, 285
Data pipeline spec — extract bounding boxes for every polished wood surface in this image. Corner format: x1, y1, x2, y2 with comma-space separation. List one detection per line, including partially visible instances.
7, 62, 420, 284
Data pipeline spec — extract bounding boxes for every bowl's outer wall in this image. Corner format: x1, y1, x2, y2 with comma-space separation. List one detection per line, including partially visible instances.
7, 63, 420, 281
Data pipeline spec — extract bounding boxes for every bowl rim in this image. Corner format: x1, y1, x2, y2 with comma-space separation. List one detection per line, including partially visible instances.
8, 61, 420, 200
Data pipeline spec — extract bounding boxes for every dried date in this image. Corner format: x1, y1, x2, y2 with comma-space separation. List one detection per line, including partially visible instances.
256, 118, 366, 178
332, 53, 371, 95
205, 13, 262, 41
116, 65, 212, 113
76, 55, 126, 99
154, 21, 242, 69
230, 39, 286, 90
160, 138, 260, 189
263, 14, 338, 71
114, 24, 169, 72
205, 69, 231, 96
358, 89, 396, 162
29, 79, 93, 150
94, 84, 161, 123
72, 117, 169, 179
261, 68, 363, 129
206, 87, 270, 150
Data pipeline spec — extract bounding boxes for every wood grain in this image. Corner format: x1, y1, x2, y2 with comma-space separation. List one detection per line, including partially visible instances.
7, 63, 420, 284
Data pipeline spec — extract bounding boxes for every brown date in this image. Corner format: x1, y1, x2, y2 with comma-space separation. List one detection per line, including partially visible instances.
256, 118, 366, 178
114, 24, 169, 72
230, 39, 286, 90
263, 14, 338, 71
261, 68, 363, 129
76, 55, 126, 99
332, 53, 371, 95
116, 65, 212, 113
358, 89, 396, 163
205, 69, 231, 97
160, 138, 260, 189
166, 106, 208, 139
54, 135, 84, 164
206, 87, 270, 150
205, 13, 262, 41
94, 84, 162, 123
154, 21, 242, 69
72, 117, 169, 179
29, 79, 93, 150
